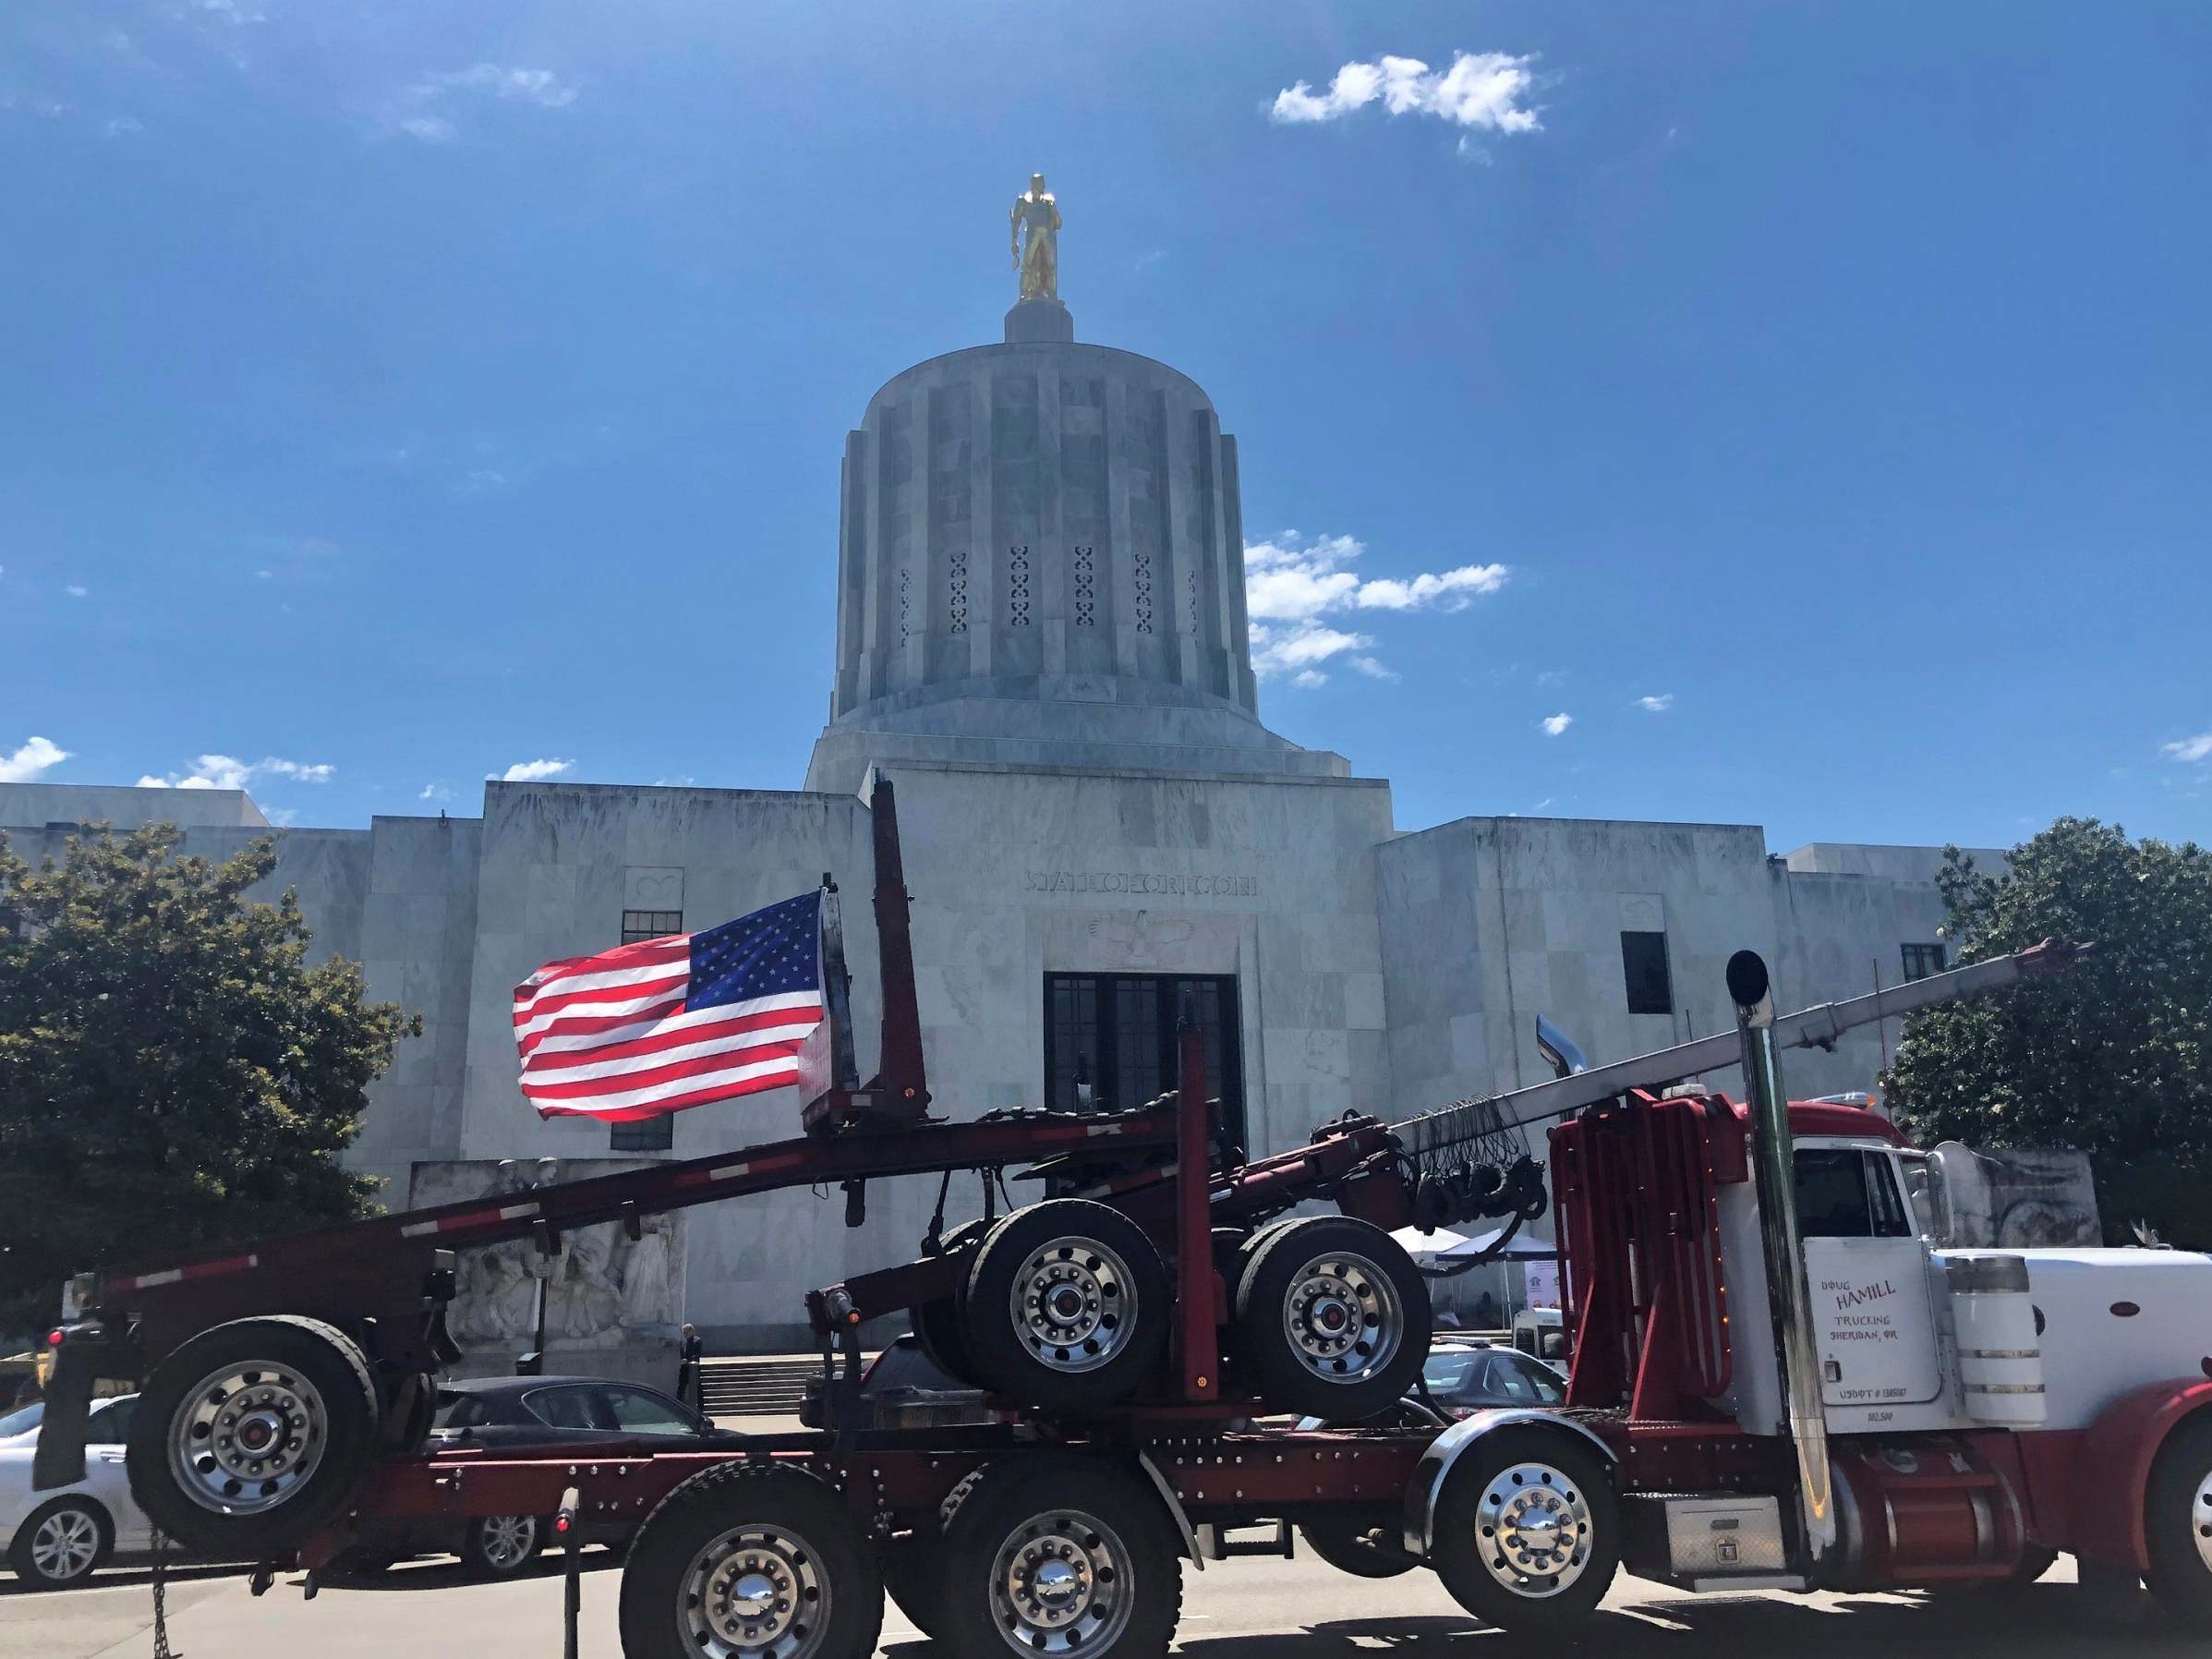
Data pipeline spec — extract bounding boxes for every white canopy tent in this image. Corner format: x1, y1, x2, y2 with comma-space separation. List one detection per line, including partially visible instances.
1389, 1224, 1557, 1267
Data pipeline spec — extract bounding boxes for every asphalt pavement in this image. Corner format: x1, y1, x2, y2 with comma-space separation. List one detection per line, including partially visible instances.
6, 1548, 2206, 1659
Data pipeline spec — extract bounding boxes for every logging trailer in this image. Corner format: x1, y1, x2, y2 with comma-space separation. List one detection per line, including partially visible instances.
32, 778, 2212, 1654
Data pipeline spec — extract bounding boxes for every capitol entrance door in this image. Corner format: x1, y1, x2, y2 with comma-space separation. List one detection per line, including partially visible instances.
1044, 973, 1247, 1156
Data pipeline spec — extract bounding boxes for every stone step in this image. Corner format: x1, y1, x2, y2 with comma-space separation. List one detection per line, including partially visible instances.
698, 1355, 866, 1417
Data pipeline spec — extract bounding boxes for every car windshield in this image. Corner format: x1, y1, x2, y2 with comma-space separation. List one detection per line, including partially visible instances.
0, 1402, 42, 1437
1422, 1346, 1565, 1406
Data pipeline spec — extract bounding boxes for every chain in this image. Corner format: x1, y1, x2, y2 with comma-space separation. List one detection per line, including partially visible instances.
149, 1527, 181, 1659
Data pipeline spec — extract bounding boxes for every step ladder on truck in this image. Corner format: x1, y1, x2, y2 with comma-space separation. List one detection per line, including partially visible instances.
32, 781, 2212, 1653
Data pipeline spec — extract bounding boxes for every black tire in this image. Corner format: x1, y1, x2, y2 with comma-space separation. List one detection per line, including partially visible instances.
463, 1514, 545, 1578
8, 1496, 113, 1589
914, 1218, 993, 1387
878, 1531, 948, 1639
1230, 1216, 1430, 1419
1430, 1424, 1619, 1634
937, 1454, 1182, 1657
618, 1462, 882, 1659
962, 1202, 1169, 1410
127, 1314, 381, 1557
2145, 1416, 2212, 1630
1299, 1514, 1420, 1579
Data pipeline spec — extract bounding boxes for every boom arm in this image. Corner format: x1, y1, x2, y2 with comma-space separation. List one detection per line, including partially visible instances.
1394, 937, 2091, 1150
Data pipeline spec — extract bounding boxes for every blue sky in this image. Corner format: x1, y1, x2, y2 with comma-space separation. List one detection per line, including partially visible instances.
2, 1, 2206, 849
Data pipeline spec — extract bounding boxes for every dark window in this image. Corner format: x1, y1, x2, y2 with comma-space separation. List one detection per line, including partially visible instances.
598, 1386, 701, 1437
523, 1386, 603, 1431
1795, 1149, 1912, 1239
611, 1115, 675, 1153
1620, 931, 1674, 1015
610, 910, 684, 1150
85, 1397, 135, 1445
622, 909, 683, 947
1901, 941, 1946, 981
1044, 973, 1246, 1154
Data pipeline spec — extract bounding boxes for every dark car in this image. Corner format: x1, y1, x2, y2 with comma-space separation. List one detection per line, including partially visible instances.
1420, 1340, 1566, 1414
345, 1375, 741, 1579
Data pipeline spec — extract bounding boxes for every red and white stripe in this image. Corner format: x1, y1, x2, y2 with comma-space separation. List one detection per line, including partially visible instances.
513, 935, 822, 1122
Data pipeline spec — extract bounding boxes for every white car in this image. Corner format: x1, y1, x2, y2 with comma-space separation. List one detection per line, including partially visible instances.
1, 1395, 150, 1589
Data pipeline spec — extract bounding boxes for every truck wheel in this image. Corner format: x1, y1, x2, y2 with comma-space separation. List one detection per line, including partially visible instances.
619, 1462, 882, 1659
937, 1454, 1181, 1656
913, 1218, 992, 1386
877, 1532, 947, 1639
2145, 1416, 2212, 1630
8, 1496, 112, 1589
1299, 1514, 1419, 1579
463, 1514, 544, 1578
127, 1314, 381, 1557
1430, 1425, 1619, 1633
962, 1202, 1169, 1411
1230, 1216, 1430, 1420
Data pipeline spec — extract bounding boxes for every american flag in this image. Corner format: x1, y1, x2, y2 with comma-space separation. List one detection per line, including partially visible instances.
513, 890, 824, 1121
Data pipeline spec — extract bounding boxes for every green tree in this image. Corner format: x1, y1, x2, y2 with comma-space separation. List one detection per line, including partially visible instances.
1882, 817, 2211, 1247
0, 824, 419, 1333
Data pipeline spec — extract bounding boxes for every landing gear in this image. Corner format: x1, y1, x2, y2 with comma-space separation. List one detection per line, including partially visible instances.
1229, 1216, 1430, 1419
127, 1314, 381, 1556
2146, 1416, 2212, 1631
619, 1463, 882, 1659
1429, 1426, 1619, 1634
961, 1202, 1169, 1411
936, 1454, 1182, 1657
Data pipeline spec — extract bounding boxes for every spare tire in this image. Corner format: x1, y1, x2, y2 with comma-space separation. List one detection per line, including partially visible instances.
1230, 1215, 1430, 1420
127, 1315, 381, 1557
961, 1201, 1169, 1411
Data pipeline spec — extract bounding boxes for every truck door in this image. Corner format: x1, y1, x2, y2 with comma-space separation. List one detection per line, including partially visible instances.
1795, 1147, 1944, 1409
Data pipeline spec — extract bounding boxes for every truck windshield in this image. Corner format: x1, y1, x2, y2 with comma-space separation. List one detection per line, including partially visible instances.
1795, 1148, 1913, 1239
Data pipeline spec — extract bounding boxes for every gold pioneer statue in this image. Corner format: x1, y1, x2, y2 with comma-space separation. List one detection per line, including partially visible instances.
1010, 173, 1061, 304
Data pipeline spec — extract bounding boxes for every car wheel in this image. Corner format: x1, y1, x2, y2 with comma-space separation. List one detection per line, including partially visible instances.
9, 1497, 112, 1589
465, 1513, 544, 1578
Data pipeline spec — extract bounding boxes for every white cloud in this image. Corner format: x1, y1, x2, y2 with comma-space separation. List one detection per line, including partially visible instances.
1291, 669, 1329, 689
460, 468, 511, 493
0, 735, 70, 783
1349, 656, 1400, 682
653, 775, 697, 788
1272, 51, 1541, 135
2161, 731, 2212, 764
1540, 713, 1574, 736
1242, 530, 1509, 683
419, 782, 453, 802
393, 64, 577, 141
64, 584, 88, 599
1637, 693, 1674, 712
103, 116, 144, 138
138, 754, 334, 791
495, 757, 574, 782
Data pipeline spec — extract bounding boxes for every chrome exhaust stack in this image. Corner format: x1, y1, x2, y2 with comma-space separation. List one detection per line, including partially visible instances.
1728, 949, 1837, 1580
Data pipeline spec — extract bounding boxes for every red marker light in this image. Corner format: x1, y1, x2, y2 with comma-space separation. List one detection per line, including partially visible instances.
47, 1328, 64, 1349
555, 1516, 571, 1533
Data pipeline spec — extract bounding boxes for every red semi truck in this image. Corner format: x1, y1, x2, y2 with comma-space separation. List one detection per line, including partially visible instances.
33, 787, 2211, 1654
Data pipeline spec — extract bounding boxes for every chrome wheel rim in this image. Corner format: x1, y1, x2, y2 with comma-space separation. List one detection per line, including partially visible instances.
1280, 1250, 1405, 1384
31, 1508, 101, 1580
987, 1506, 1135, 1654
1474, 1460, 1594, 1598
1009, 1236, 1138, 1374
2192, 1460, 2212, 1573
680, 1522, 828, 1659
167, 1360, 330, 1515
478, 1514, 538, 1569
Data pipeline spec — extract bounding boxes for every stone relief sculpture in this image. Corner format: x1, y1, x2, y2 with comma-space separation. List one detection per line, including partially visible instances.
1010, 172, 1061, 303
415, 1161, 685, 1357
